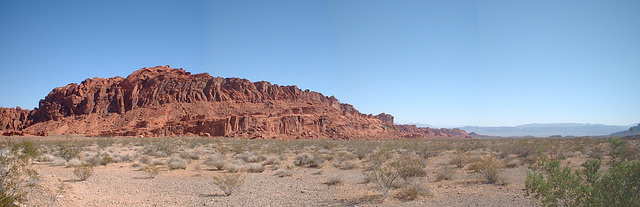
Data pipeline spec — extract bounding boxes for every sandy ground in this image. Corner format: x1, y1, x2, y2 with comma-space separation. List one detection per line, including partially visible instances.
32, 150, 541, 207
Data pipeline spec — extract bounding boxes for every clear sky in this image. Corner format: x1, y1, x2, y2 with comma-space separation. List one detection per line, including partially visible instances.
1, 0, 638, 127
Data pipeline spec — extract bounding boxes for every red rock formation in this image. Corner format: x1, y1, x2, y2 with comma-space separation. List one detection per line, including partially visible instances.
0, 107, 31, 131
1, 66, 469, 139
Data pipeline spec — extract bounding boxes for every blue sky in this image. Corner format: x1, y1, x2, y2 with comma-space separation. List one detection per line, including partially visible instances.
0, 0, 638, 127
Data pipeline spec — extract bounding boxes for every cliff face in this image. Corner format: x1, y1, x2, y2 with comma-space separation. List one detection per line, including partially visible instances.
1, 66, 469, 139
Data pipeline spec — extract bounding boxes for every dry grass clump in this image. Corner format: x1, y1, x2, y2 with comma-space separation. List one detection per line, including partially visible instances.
246, 163, 265, 173
274, 169, 293, 177
394, 181, 431, 201
141, 164, 160, 178
168, 156, 187, 170
325, 176, 343, 186
212, 173, 244, 196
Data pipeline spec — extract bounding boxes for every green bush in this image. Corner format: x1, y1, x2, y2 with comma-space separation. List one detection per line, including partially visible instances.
1, 141, 39, 206
57, 144, 80, 161
526, 137, 640, 207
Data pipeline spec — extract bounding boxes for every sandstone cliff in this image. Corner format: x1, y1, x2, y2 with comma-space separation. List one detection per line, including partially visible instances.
1, 66, 469, 139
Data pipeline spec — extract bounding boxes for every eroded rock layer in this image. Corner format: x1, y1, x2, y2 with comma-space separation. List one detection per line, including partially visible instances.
1, 66, 469, 139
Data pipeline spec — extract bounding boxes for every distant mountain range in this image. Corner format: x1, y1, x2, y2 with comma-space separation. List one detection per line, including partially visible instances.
610, 124, 640, 137
458, 123, 634, 137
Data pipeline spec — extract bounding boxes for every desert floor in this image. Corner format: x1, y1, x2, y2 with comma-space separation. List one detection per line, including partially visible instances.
7, 136, 638, 206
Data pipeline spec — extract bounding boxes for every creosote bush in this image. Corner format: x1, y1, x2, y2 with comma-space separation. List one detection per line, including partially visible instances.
212, 173, 244, 196
0, 141, 39, 206
526, 137, 640, 207
469, 155, 503, 184
73, 163, 94, 181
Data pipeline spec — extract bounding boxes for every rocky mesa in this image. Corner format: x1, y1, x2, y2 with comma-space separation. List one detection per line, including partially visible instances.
1, 66, 469, 139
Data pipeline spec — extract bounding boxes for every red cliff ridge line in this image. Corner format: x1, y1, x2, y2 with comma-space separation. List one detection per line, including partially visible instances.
0, 65, 470, 139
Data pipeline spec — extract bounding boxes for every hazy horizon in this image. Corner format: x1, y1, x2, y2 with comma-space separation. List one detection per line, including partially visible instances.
1, 1, 638, 127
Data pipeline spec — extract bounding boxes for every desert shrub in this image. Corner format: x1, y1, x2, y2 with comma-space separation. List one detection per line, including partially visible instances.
138, 155, 151, 164
365, 149, 392, 171
263, 156, 281, 166
394, 181, 430, 201
246, 163, 264, 173
436, 165, 454, 181
293, 152, 324, 168
51, 157, 66, 167
274, 169, 293, 177
16, 140, 40, 159
335, 160, 359, 170
470, 155, 503, 184
142, 142, 175, 157
73, 163, 94, 181
131, 161, 142, 168
526, 138, 640, 207
67, 158, 84, 167
450, 152, 468, 168
365, 163, 400, 199
587, 145, 605, 159
95, 138, 114, 150
180, 150, 200, 160
204, 153, 226, 170
57, 144, 80, 161
212, 173, 244, 196
141, 164, 160, 178
235, 153, 249, 162
224, 160, 244, 173
39, 153, 55, 162
100, 155, 114, 166
505, 157, 521, 168
151, 159, 165, 166
167, 156, 187, 170
334, 150, 356, 162
293, 152, 313, 166
325, 176, 342, 186
0, 141, 39, 206
391, 156, 427, 179
117, 152, 136, 163
83, 154, 101, 166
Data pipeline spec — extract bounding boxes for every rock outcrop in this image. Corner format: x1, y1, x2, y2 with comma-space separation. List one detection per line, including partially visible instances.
1, 66, 470, 139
